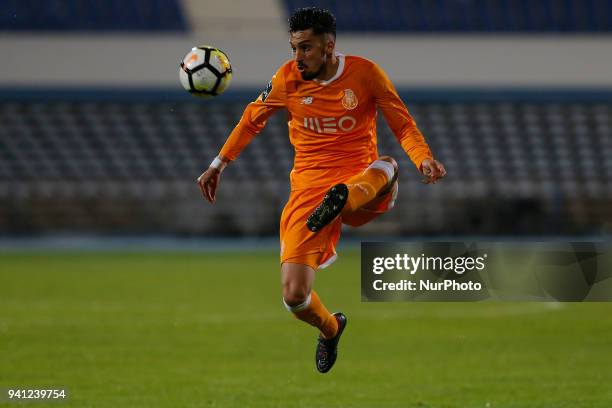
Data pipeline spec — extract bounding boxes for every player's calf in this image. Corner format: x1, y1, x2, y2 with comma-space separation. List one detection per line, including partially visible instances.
281, 263, 339, 338
343, 156, 398, 212
306, 157, 398, 233
342, 180, 398, 227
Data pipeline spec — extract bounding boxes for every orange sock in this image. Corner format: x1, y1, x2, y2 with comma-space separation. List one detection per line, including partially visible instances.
344, 161, 394, 213
287, 291, 338, 339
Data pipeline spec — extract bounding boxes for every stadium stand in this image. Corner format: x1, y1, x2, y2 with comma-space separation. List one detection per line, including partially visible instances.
0, 0, 187, 31
284, 0, 612, 32
1, 1, 610, 238
1, 92, 610, 236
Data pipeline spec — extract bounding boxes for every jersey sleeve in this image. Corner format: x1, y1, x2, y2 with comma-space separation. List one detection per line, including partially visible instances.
218, 68, 287, 161
369, 63, 433, 170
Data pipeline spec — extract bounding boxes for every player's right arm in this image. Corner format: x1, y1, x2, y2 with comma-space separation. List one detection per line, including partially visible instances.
197, 67, 288, 203
197, 156, 227, 203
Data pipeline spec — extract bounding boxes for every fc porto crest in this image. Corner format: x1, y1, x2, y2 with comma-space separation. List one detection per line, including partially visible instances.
342, 89, 358, 110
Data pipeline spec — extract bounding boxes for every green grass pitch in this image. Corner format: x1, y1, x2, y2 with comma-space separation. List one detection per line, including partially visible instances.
1, 251, 611, 407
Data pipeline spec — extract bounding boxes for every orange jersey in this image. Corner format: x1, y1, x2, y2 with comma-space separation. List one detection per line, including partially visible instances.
219, 54, 433, 190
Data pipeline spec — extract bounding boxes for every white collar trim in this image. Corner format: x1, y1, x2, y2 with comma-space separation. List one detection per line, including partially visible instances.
315, 53, 345, 86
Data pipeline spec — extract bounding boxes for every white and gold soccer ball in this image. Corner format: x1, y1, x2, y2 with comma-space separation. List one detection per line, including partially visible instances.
179, 46, 232, 97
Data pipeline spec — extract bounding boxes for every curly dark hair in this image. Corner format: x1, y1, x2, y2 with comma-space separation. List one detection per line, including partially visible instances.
288, 7, 336, 37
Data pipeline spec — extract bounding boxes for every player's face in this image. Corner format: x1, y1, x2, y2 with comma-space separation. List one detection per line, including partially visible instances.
290, 29, 330, 80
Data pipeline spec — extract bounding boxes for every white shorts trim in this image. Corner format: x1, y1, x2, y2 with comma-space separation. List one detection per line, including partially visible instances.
319, 253, 338, 269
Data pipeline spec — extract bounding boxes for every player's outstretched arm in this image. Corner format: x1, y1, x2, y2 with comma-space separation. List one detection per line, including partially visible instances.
197, 67, 287, 204
420, 158, 446, 184
197, 156, 229, 203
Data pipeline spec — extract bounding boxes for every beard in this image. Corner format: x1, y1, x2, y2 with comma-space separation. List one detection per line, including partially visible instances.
299, 53, 327, 81
300, 64, 323, 80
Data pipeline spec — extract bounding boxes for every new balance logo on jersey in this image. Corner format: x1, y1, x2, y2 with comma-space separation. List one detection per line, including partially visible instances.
303, 115, 357, 133
300, 96, 313, 105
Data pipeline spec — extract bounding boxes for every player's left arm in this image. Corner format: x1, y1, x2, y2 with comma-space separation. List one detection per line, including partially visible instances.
370, 63, 446, 183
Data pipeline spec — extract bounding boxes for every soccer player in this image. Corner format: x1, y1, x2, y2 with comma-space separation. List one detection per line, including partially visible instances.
197, 7, 445, 373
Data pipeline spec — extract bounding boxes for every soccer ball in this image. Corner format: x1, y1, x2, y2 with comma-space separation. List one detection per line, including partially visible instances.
179, 46, 232, 97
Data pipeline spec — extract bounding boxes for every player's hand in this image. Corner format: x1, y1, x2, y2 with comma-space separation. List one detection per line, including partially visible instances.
420, 159, 446, 184
197, 167, 221, 203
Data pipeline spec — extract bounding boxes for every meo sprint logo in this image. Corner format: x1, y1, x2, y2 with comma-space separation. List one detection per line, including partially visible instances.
303, 116, 357, 133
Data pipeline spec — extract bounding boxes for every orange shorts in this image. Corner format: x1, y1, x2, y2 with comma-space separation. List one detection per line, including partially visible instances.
279, 176, 398, 271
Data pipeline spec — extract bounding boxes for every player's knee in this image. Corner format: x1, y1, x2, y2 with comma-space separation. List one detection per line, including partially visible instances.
282, 285, 310, 308
378, 155, 399, 177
